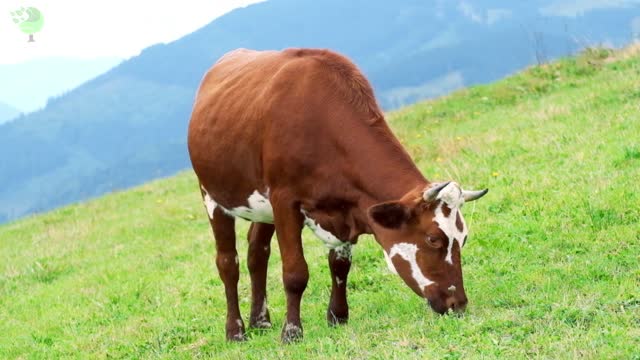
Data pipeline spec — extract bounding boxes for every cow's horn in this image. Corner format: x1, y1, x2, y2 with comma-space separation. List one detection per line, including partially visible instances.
462, 189, 489, 202
423, 181, 451, 201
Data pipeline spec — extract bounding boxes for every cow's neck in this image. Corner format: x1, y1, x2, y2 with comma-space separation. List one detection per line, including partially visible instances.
351, 121, 426, 199
333, 119, 427, 237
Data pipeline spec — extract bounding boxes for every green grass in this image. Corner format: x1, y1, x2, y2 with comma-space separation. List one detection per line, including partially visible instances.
2, 48, 639, 359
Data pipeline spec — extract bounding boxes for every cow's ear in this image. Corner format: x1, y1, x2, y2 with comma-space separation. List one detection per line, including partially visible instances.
368, 202, 411, 229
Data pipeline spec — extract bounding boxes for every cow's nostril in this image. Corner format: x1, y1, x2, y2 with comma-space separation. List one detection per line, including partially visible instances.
445, 297, 457, 310
445, 296, 467, 313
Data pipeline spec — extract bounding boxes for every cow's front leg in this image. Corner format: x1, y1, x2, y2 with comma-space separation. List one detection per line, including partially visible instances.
327, 244, 352, 325
271, 191, 308, 343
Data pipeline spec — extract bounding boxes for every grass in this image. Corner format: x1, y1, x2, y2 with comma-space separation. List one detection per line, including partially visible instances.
1, 47, 639, 359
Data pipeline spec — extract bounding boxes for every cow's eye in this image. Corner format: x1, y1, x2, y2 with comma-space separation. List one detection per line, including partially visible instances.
426, 235, 442, 248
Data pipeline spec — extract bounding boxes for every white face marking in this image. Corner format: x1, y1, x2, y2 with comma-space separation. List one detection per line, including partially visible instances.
448, 285, 456, 292
201, 186, 217, 219
236, 319, 243, 327
226, 190, 274, 223
335, 276, 344, 286
432, 183, 468, 265
383, 249, 398, 274
436, 182, 465, 208
388, 242, 435, 291
302, 211, 353, 260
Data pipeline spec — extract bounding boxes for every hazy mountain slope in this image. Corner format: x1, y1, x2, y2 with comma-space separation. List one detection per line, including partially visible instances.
0, 101, 20, 124
0, 0, 638, 223
0, 57, 122, 113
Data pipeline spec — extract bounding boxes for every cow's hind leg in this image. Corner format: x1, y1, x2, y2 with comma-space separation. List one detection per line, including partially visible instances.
327, 246, 352, 325
210, 207, 246, 341
247, 222, 275, 329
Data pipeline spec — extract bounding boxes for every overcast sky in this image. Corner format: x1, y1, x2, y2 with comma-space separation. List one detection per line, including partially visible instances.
0, 0, 263, 64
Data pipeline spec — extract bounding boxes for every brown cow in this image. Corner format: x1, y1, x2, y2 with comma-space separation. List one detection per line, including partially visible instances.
187, 48, 488, 343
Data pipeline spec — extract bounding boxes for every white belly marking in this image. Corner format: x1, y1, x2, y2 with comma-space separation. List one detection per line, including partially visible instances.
302, 211, 352, 260
227, 190, 274, 223
201, 186, 217, 219
200, 187, 274, 223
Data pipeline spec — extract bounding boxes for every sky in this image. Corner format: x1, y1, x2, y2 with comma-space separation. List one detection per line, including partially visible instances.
0, 0, 263, 64
2, 0, 639, 65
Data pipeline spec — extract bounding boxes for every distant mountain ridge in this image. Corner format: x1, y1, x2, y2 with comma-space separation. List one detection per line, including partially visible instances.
0, 57, 122, 113
0, 101, 20, 124
0, 0, 639, 223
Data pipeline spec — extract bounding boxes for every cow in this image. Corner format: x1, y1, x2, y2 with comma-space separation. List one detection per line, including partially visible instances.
187, 48, 488, 343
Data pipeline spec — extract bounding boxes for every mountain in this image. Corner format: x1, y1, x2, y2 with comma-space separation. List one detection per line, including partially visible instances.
1, 48, 638, 358
0, 57, 122, 112
0, 101, 20, 124
1, 0, 639, 223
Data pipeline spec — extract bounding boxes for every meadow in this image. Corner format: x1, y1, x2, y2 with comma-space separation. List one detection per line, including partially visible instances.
1, 47, 639, 359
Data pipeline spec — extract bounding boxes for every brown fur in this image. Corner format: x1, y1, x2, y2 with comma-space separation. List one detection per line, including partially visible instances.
286, 49, 384, 122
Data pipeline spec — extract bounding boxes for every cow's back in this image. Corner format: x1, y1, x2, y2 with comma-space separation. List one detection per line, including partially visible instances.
188, 48, 387, 209
188, 49, 316, 207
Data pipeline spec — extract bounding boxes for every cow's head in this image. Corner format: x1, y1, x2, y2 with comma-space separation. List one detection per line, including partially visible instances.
367, 182, 487, 314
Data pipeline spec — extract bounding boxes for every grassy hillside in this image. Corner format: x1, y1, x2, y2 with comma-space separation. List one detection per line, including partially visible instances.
1, 47, 639, 359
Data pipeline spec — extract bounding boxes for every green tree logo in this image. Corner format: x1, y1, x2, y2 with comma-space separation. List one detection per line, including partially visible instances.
10, 7, 44, 42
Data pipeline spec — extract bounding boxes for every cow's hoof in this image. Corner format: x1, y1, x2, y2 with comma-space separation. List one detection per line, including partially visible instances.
327, 309, 348, 326
281, 323, 303, 343
250, 319, 272, 329
226, 331, 247, 342
250, 309, 272, 329
226, 319, 247, 342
